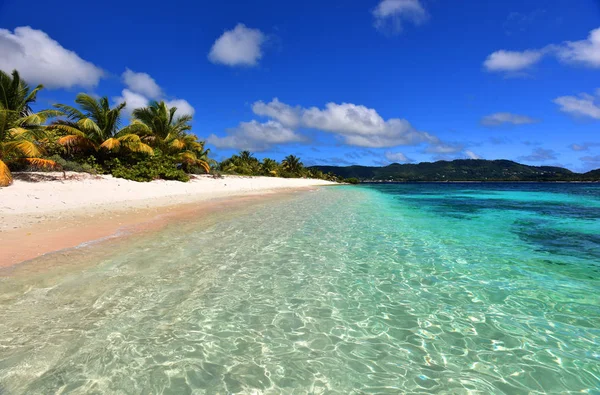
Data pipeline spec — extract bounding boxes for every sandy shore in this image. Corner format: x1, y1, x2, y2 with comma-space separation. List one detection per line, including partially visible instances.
0, 172, 337, 267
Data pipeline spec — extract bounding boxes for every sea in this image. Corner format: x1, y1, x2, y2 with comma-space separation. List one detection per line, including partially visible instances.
1, 183, 599, 393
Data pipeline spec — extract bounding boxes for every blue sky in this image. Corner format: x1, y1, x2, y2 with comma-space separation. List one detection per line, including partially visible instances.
1, 0, 599, 171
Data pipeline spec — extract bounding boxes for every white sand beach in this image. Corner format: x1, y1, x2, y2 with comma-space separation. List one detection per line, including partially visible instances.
0, 172, 337, 266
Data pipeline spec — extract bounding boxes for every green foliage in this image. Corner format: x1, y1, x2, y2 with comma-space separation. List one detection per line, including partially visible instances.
344, 177, 360, 184
45, 154, 100, 173
110, 155, 190, 182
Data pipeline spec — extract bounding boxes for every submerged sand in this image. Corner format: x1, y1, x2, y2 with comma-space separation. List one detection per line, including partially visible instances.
0, 172, 337, 267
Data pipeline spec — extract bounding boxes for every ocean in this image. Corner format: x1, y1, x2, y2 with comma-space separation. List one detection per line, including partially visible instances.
1, 183, 599, 393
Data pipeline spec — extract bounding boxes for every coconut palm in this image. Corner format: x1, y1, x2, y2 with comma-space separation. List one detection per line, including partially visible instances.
126, 101, 211, 173
175, 134, 214, 173
51, 94, 152, 155
0, 70, 60, 186
282, 155, 303, 173
0, 70, 43, 118
127, 101, 192, 148
239, 150, 257, 164
261, 158, 279, 176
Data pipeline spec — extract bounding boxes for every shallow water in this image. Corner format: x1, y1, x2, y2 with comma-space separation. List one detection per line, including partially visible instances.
1, 184, 599, 394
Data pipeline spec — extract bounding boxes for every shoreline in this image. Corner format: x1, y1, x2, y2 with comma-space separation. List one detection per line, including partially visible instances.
0, 172, 337, 268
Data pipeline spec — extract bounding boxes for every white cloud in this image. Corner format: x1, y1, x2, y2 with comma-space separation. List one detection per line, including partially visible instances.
485, 27, 600, 74
114, 71, 195, 117
372, 0, 428, 34
484, 49, 544, 72
303, 103, 437, 147
207, 120, 304, 151
165, 99, 195, 116
122, 68, 162, 99
208, 24, 266, 67
251, 99, 438, 148
464, 150, 481, 160
481, 112, 538, 126
385, 151, 412, 163
252, 98, 302, 128
554, 90, 600, 119
113, 89, 149, 116
425, 142, 463, 154
0, 26, 103, 88
557, 27, 600, 68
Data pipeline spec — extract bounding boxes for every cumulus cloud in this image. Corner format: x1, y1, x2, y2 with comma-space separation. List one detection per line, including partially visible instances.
372, 0, 428, 34
165, 99, 195, 116
483, 50, 544, 72
0, 26, 103, 88
303, 103, 437, 147
385, 151, 412, 163
208, 24, 266, 67
556, 27, 600, 68
113, 89, 149, 114
252, 99, 438, 148
553, 90, 600, 119
518, 148, 558, 162
484, 27, 600, 74
252, 98, 302, 128
480, 112, 538, 126
207, 120, 304, 151
113, 69, 195, 117
122, 68, 162, 99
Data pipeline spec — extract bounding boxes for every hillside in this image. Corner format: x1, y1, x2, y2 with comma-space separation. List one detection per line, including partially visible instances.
310, 159, 599, 182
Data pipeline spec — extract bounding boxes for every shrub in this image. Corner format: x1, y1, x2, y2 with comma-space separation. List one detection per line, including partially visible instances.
110, 156, 190, 182
46, 155, 101, 174
345, 177, 360, 184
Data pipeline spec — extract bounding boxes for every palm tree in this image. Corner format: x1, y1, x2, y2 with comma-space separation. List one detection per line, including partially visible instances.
261, 158, 279, 176
176, 134, 214, 173
282, 155, 303, 174
0, 70, 59, 187
128, 101, 192, 148
0, 70, 43, 117
239, 150, 256, 164
51, 94, 152, 155
127, 101, 211, 173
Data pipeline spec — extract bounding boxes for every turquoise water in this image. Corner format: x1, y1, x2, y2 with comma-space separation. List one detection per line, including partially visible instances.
1, 184, 599, 394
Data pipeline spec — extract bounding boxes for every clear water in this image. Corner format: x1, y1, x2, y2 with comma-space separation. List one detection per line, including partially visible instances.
1, 184, 599, 394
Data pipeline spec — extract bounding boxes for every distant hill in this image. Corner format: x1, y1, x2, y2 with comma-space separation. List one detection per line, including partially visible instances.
310, 159, 600, 182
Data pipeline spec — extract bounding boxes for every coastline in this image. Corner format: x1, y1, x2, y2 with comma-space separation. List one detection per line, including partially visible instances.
0, 172, 337, 268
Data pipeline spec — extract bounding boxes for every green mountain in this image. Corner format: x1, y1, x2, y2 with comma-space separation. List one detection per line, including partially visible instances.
310, 159, 600, 182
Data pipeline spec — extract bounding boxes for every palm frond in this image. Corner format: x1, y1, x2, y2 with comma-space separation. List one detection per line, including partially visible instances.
8, 127, 28, 137
133, 142, 154, 155
53, 103, 86, 120
0, 159, 12, 187
5, 139, 43, 157
50, 122, 86, 136
100, 138, 121, 151
58, 135, 96, 150
170, 139, 185, 150
77, 117, 102, 133
20, 157, 58, 168
117, 121, 152, 137
197, 159, 210, 173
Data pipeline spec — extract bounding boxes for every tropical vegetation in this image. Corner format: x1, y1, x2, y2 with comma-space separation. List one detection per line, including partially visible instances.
0, 68, 343, 187
0, 70, 61, 186
218, 151, 343, 181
